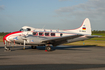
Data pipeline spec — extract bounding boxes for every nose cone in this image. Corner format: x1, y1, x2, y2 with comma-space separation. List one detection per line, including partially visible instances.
3, 31, 22, 43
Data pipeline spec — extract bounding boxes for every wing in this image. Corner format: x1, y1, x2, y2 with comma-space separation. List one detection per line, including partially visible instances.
42, 34, 83, 46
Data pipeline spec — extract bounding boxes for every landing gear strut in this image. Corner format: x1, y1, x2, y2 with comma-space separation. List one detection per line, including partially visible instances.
23, 40, 26, 50
4, 40, 11, 51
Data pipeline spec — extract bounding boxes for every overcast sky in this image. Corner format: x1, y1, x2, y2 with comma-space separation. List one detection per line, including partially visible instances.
0, 0, 105, 32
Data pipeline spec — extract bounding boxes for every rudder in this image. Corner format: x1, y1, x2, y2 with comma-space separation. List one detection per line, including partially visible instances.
78, 18, 91, 35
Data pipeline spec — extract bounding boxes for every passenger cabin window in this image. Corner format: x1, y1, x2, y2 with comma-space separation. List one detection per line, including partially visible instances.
51, 33, 55, 36
33, 32, 37, 35
39, 32, 43, 36
60, 33, 63, 37
27, 28, 31, 31
45, 33, 49, 36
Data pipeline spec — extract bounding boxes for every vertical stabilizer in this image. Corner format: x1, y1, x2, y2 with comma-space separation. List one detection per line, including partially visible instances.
78, 18, 91, 35
64, 18, 92, 35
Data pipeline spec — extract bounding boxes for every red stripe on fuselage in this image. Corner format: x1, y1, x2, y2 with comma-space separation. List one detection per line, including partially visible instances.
3, 31, 22, 44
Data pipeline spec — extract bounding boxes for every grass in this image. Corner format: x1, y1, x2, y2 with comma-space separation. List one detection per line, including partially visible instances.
89, 37, 105, 40
90, 33, 105, 40
0, 36, 3, 42
92, 33, 105, 36
65, 33, 105, 47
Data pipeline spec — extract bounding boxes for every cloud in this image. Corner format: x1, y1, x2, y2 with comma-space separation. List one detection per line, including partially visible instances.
0, 5, 5, 11
55, 0, 105, 30
56, 0, 105, 18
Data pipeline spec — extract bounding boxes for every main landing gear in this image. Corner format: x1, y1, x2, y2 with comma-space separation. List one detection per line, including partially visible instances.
45, 46, 52, 51
31, 44, 53, 51
31, 45, 52, 51
45, 44, 53, 51
31, 46, 37, 49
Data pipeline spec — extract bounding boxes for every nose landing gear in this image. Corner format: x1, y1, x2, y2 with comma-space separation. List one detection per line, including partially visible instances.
4, 40, 11, 52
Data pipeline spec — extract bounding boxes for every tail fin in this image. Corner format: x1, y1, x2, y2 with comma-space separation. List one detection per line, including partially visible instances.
65, 18, 92, 35
78, 18, 91, 35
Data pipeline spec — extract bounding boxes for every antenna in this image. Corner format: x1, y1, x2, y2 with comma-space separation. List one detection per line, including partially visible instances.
42, 25, 46, 29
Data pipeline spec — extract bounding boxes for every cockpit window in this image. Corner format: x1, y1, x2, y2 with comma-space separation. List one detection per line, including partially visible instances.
20, 29, 24, 31
20, 28, 31, 31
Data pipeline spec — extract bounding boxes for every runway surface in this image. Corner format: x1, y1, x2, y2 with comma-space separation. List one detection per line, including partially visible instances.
0, 42, 105, 70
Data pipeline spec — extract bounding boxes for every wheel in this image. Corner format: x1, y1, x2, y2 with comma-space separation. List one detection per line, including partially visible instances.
6, 47, 10, 50
4, 48, 11, 52
45, 46, 52, 51
31, 46, 36, 49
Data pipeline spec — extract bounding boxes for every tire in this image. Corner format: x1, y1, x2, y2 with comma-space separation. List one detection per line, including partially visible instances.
31, 46, 36, 49
45, 46, 52, 51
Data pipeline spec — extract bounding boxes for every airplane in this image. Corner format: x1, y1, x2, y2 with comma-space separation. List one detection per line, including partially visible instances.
3, 18, 98, 51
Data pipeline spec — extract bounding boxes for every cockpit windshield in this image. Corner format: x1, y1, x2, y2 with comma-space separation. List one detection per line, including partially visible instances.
20, 28, 24, 31
20, 28, 31, 31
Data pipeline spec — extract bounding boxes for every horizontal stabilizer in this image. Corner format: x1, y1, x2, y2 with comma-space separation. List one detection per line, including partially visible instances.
86, 35, 101, 38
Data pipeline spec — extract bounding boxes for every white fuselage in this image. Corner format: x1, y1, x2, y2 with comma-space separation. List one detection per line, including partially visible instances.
3, 18, 91, 45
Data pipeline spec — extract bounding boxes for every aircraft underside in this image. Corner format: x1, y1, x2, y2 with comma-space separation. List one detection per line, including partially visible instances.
4, 36, 89, 51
